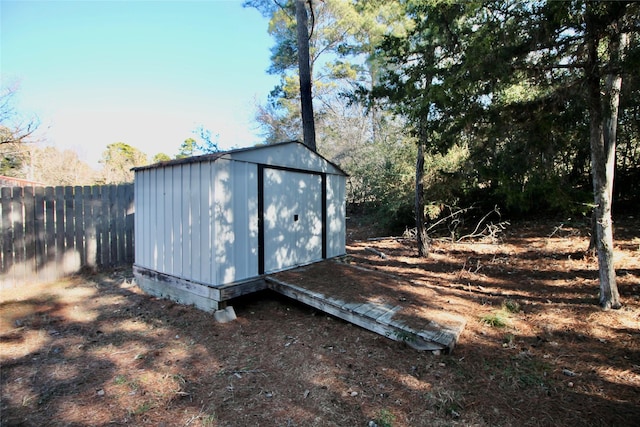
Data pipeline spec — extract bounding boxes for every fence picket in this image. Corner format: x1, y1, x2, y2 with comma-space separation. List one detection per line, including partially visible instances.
84, 186, 97, 270
55, 186, 65, 267
44, 187, 56, 281
1, 187, 13, 275
101, 186, 110, 267
74, 186, 85, 267
64, 186, 75, 255
34, 187, 45, 277
24, 187, 35, 275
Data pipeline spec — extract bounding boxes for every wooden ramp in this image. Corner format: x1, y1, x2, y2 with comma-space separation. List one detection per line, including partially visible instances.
266, 261, 466, 353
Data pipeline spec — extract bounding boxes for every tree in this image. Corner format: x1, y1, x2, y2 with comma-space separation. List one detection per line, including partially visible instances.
295, 0, 316, 150
0, 83, 39, 145
371, 0, 638, 306
193, 126, 221, 154
246, 0, 409, 148
0, 84, 39, 178
0, 143, 28, 177
176, 138, 198, 159
152, 153, 172, 163
31, 146, 97, 185
583, 2, 632, 309
99, 142, 148, 184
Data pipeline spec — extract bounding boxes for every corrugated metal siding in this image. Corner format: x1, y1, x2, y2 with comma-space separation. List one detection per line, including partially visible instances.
135, 158, 260, 287
326, 174, 346, 258
229, 142, 342, 175
213, 159, 259, 285
263, 168, 323, 273
135, 142, 346, 288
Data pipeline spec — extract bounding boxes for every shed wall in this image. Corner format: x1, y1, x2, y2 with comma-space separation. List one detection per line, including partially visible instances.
228, 142, 343, 175
134, 142, 346, 293
134, 159, 260, 287
326, 174, 346, 258
135, 161, 213, 283
213, 159, 259, 285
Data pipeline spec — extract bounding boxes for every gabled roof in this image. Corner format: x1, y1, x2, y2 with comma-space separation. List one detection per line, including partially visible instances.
132, 140, 348, 176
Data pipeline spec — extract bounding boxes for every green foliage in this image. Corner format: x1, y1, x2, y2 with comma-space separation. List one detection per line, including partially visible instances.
250, 0, 640, 226
152, 153, 171, 163
0, 143, 25, 177
374, 408, 396, 427
100, 142, 148, 184
481, 312, 508, 328
502, 299, 521, 314
346, 135, 416, 232
176, 138, 198, 159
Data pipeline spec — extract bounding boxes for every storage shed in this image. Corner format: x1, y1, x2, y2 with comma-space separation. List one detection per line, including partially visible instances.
132, 141, 347, 312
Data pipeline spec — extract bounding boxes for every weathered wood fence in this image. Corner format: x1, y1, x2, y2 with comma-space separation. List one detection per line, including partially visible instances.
0, 184, 134, 288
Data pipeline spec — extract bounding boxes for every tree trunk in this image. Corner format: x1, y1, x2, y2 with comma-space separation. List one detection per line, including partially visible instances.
585, 7, 627, 310
295, 0, 316, 151
415, 141, 429, 257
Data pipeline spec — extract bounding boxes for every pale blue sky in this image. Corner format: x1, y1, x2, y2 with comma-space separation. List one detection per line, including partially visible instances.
1, 0, 279, 167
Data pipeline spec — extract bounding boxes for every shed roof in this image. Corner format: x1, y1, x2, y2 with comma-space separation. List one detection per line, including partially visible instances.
132, 140, 348, 176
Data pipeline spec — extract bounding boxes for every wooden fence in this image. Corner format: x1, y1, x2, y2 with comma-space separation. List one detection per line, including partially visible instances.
0, 184, 134, 288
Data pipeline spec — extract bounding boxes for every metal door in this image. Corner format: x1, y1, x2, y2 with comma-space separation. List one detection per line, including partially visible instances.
263, 168, 322, 273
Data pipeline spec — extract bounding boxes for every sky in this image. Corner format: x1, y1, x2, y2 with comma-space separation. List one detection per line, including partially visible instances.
1, 0, 279, 168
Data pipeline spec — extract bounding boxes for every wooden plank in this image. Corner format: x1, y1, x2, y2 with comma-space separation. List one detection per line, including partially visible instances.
55, 186, 65, 266
109, 185, 118, 266
124, 183, 135, 263
100, 185, 110, 267
341, 301, 367, 313
216, 278, 269, 301
74, 186, 85, 266
134, 265, 220, 312
116, 184, 126, 264
44, 187, 56, 281
64, 186, 75, 253
84, 186, 97, 270
266, 276, 328, 301
375, 305, 404, 325
95, 186, 104, 266
23, 186, 35, 278
353, 302, 394, 319
266, 276, 445, 351
1, 187, 13, 275
384, 317, 458, 350
133, 265, 218, 299
9, 188, 24, 285
34, 186, 45, 276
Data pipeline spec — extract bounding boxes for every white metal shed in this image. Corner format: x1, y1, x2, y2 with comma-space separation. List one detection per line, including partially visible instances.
132, 141, 347, 311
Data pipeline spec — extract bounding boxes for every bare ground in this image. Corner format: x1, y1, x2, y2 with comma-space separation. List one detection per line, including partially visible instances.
1, 218, 639, 426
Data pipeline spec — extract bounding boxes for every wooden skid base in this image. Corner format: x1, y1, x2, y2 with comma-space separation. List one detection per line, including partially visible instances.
133, 265, 267, 313
266, 276, 463, 352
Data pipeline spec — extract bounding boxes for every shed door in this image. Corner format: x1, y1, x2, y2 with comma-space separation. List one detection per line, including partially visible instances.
263, 168, 323, 273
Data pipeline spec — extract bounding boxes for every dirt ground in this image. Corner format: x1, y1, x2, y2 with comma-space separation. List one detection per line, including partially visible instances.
1, 217, 639, 426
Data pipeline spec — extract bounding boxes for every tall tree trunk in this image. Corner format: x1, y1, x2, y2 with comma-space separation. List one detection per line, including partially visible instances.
295, 0, 316, 151
415, 140, 429, 257
585, 7, 627, 310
